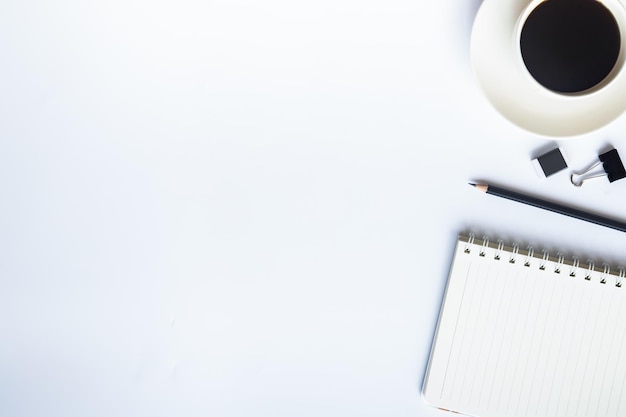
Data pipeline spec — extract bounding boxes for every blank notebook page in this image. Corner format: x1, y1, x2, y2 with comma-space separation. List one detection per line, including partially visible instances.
423, 235, 626, 417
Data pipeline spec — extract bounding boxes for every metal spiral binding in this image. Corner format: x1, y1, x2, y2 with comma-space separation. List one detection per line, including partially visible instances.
480, 236, 489, 257
509, 243, 519, 264
494, 239, 504, 260
584, 260, 594, 280
601, 264, 610, 284
539, 249, 550, 271
570, 257, 580, 277
462, 234, 626, 288
524, 247, 534, 267
554, 253, 564, 274
464, 233, 475, 253
617, 267, 625, 287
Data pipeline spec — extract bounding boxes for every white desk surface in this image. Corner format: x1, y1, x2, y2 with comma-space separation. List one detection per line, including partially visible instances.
3, 1, 626, 416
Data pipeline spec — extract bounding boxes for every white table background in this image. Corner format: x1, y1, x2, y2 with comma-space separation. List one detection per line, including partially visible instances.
3, 1, 626, 416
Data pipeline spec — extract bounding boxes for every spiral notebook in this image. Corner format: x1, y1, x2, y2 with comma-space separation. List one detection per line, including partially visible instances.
423, 234, 626, 417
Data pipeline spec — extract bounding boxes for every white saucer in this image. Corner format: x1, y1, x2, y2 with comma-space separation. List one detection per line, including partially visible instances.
470, 0, 626, 137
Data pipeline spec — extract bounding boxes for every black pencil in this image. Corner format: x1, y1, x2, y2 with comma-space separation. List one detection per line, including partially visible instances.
470, 183, 626, 233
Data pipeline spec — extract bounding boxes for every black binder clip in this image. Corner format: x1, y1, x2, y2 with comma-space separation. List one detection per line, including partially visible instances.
570, 148, 626, 187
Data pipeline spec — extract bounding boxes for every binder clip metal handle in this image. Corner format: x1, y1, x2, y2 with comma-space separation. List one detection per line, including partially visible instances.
570, 149, 626, 187
570, 161, 606, 187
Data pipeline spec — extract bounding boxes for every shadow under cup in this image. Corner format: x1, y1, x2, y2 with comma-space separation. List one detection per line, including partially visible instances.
520, 0, 622, 94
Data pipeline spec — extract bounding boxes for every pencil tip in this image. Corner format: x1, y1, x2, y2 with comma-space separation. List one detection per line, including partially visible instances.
468, 183, 476, 187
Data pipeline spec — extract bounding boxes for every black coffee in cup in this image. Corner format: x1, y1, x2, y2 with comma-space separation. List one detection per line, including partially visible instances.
520, 0, 621, 93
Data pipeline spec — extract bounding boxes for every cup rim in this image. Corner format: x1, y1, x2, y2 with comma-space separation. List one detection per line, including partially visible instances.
515, 0, 626, 97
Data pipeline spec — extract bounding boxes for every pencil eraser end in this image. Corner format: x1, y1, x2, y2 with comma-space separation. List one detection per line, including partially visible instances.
532, 148, 568, 178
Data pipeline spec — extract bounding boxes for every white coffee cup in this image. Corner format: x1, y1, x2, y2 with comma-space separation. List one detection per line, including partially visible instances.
471, 0, 626, 136
516, 0, 626, 96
